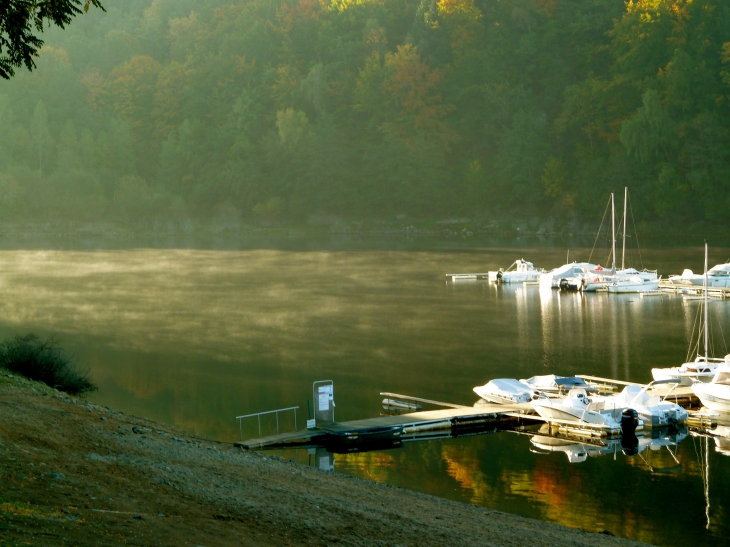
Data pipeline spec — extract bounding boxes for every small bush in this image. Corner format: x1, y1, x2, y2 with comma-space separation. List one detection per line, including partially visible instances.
0, 334, 96, 394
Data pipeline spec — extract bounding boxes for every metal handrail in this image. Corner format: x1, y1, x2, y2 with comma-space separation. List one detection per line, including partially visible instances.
236, 406, 299, 440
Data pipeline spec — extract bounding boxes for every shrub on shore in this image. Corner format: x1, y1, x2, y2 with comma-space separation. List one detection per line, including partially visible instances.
0, 334, 96, 394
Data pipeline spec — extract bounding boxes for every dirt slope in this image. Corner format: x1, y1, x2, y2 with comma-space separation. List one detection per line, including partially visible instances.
0, 372, 654, 546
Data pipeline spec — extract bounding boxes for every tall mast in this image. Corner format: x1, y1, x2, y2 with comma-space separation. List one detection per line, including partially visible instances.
622, 187, 627, 270
611, 193, 616, 274
704, 240, 709, 361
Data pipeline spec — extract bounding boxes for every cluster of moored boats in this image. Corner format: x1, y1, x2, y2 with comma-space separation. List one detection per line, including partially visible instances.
472, 357, 730, 430
487, 255, 730, 294
473, 374, 689, 434
488, 259, 660, 293
485, 189, 730, 293
479, 242, 730, 426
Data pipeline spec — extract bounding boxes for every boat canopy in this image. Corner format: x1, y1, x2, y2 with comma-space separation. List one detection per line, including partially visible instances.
521, 375, 593, 391
713, 365, 730, 386
708, 263, 730, 275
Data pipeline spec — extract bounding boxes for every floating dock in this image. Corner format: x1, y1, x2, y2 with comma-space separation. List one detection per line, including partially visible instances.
640, 290, 667, 298
445, 272, 490, 281
236, 377, 712, 452
658, 281, 730, 299
235, 402, 535, 450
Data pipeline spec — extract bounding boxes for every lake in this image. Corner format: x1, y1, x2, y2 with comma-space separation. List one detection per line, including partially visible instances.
0, 235, 727, 546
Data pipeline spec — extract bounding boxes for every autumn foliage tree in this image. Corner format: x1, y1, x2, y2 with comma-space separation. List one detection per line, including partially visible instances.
0, 0, 728, 226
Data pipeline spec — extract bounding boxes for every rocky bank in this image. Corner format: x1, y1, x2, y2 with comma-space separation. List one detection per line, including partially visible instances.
0, 371, 654, 546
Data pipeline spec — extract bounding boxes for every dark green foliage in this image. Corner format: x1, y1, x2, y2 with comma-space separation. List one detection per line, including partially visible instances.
0, 334, 96, 394
0, 0, 104, 79
0, 0, 728, 225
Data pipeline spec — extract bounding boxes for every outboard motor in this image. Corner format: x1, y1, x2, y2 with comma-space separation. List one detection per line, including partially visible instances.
621, 408, 639, 456
621, 408, 639, 434
496, 270, 503, 281
558, 278, 569, 290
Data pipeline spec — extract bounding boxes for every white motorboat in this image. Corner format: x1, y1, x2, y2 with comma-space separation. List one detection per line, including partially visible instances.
473, 378, 535, 405
539, 262, 599, 289
488, 259, 542, 283
692, 362, 730, 412
652, 356, 725, 386
611, 383, 688, 427
667, 269, 696, 285
546, 192, 618, 291
653, 241, 728, 384
530, 388, 623, 431
519, 374, 598, 395
687, 262, 730, 288
531, 383, 677, 431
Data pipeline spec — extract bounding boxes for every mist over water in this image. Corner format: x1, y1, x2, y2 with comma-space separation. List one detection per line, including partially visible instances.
0, 239, 728, 546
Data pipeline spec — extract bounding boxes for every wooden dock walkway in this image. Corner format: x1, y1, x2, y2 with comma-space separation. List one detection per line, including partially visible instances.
445, 272, 490, 281
235, 402, 534, 450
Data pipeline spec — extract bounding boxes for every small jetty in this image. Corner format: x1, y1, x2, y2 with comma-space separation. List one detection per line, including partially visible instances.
236, 401, 534, 450
235, 378, 713, 452
658, 281, 730, 299
445, 272, 490, 281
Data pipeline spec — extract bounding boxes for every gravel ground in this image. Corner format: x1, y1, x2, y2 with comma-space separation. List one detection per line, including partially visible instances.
0, 372, 655, 546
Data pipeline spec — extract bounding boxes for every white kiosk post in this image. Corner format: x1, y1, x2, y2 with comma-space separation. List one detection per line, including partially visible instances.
310, 380, 335, 427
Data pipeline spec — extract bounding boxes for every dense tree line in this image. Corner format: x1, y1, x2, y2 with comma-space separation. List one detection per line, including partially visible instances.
0, 0, 728, 226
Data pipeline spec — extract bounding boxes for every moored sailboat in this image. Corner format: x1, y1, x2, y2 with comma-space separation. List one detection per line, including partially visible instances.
652, 241, 729, 385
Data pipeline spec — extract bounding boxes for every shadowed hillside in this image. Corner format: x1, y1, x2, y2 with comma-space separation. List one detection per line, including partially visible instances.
0, 0, 728, 230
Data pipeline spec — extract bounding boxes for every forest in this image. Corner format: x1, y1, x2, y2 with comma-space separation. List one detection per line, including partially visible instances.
0, 0, 728, 228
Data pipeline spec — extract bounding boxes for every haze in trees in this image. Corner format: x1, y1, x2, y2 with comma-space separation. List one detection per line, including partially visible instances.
0, 0, 728, 226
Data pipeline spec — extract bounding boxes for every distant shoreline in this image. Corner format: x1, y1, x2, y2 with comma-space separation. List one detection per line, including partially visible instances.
0, 219, 720, 248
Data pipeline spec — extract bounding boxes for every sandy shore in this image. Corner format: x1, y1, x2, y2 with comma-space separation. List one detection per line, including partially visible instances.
0, 372, 654, 546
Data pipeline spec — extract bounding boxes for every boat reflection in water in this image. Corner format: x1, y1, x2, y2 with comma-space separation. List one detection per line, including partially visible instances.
688, 420, 730, 531
527, 423, 686, 468
278, 420, 690, 471
710, 426, 730, 456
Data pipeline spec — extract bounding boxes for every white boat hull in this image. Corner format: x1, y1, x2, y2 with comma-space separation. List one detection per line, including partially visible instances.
489, 259, 543, 283
689, 277, 730, 288
540, 263, 598, 289
531, 399, 620, 429
632, 402, 688, 428
582, 280, 610, 292
499, 272, 541, 283
473, 379, 534, 405
692, 383, 730, 412
651, 359, 721, 386
607, 279, 659, 293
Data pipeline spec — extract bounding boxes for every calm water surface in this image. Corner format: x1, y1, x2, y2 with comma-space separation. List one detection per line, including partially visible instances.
1, 239, 728, 546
